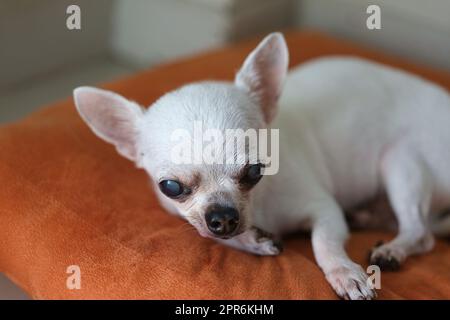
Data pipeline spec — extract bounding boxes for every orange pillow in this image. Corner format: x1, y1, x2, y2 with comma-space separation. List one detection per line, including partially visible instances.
0, 30, 449, 299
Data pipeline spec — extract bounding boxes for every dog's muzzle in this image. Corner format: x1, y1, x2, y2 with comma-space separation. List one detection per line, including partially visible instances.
205, 205, 239, 238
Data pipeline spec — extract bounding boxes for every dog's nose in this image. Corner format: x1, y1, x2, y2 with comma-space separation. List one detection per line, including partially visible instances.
205, 206, 239, 237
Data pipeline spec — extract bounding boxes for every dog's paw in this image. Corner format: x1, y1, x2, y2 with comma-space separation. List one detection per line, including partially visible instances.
326, 263, 377, 300
253, 238, 283, 256
245, 227, 283, 256
369, 241, 404, 271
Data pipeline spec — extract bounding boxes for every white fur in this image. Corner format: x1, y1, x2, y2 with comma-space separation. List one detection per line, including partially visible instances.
74, 33, 450, 300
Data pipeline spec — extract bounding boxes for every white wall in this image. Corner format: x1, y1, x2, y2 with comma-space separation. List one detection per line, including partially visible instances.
111, 0, 229, 67
0, 0, 113, 89
2, 0, 449, 90
0, 0, 293, 89
111, 0, 293, 68
295, 0, 450, 70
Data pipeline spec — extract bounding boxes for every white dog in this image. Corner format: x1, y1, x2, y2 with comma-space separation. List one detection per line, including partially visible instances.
74, 33, 450, 300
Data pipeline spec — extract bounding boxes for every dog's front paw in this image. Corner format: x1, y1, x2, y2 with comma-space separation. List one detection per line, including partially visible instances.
244, 227, 283, 256
326, 263, 377, 300
369, 241, 404, 271
253, 238, 282, 256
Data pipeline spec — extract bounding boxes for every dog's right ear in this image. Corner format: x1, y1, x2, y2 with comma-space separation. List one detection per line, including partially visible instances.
73, 86, 144, 161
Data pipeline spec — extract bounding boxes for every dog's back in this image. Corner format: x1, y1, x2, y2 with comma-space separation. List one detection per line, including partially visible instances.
276, 56, 450, 213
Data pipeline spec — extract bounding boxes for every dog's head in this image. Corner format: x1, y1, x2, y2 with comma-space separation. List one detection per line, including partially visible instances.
74, 33, 288, 239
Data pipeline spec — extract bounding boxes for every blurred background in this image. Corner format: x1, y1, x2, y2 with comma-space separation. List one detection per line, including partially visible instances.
1, 0, 450, 125
0, 0, 449, 298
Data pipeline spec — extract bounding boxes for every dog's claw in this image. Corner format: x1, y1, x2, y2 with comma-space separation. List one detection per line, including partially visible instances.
369, 241, 403, 271
273, 239, 284, 253
370, 255, 401, 271
248, 227, 283, 256
326, 264, 377, 300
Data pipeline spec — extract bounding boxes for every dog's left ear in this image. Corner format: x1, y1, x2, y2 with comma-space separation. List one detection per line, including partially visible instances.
235, 32, 289, 124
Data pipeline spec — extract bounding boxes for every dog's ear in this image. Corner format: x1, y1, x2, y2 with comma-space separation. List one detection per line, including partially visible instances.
235, 32, 289, 124
73, 86, 143, 161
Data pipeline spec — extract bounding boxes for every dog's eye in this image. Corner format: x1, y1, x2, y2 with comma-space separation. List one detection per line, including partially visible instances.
240, 163, 263, 186
159, 180, 185, 198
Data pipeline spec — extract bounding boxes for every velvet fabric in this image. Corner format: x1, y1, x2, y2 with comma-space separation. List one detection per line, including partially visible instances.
0, 30, 449, 299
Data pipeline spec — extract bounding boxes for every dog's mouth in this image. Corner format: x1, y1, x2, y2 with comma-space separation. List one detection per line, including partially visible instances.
194, 220, 246, 240
210, 228, 245, 240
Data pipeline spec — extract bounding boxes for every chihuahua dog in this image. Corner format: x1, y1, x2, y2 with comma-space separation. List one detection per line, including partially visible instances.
74, 33, 450, 300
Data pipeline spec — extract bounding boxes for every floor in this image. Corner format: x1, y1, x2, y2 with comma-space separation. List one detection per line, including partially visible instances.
0, 55, 136, 299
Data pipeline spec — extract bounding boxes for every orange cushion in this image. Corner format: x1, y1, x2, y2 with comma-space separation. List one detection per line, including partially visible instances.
0, 30, 449, 299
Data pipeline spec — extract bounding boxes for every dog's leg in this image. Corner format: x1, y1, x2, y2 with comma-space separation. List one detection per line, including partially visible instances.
311, 199, 377, 300
369, 148, 435, 270
217, 227, 282, 256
